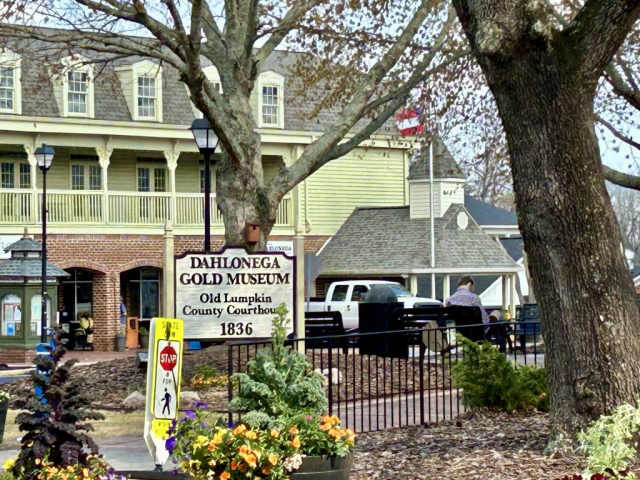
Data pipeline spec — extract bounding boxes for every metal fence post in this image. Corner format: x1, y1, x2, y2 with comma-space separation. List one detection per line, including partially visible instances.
419, 335, 425, 426
328, 336, 333, 415
227, 344, 234, 426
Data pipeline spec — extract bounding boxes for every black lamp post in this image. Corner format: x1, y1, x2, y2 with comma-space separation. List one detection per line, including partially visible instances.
190, 118, 219, 253
35, 144, 54, 343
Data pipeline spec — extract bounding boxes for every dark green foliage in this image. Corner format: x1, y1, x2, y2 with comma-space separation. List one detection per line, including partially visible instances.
12, 332, 104, 478
451, 335, 549, 412
230, 304, 327, 424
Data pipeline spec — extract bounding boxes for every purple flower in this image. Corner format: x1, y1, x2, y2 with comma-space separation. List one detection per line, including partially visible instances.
201, 422, 208, 428
181, 410, 196, 421
172, 470, 178, 476
227, 420, 234, 428
194, 401, 208, 409
165, 436, 177, 455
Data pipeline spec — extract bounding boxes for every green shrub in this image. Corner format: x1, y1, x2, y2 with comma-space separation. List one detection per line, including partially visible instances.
578, 403, 640, 478
230, 303, 327, 425
451, 335, 548, 412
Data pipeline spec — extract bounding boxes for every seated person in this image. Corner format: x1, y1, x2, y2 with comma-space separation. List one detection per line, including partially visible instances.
445, 275, 489, 324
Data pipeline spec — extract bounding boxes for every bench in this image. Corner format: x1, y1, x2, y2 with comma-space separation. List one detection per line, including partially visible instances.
506, 303, 542, 352
304, 311, 348, 353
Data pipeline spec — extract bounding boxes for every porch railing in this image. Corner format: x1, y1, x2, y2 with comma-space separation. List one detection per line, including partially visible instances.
0, 190, 295, 228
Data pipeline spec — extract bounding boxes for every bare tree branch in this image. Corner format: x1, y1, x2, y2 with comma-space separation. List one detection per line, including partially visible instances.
597, 114, 640, 151
604, 164, 640, 190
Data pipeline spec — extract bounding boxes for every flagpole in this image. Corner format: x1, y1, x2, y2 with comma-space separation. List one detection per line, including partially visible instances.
430, 140, 436, 299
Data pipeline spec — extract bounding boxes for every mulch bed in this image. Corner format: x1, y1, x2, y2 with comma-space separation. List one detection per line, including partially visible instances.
1, 345, 452, 411
352, 410, 584, 479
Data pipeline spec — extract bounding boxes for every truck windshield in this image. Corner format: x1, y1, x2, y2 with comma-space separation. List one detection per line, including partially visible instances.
387, 284, 413, 297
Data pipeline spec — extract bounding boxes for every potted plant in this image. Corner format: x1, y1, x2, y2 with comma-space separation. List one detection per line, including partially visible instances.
168, 407, 354, 480
165, 304, 355, 479
115, 326, 126, 352
138, 325, 149, 349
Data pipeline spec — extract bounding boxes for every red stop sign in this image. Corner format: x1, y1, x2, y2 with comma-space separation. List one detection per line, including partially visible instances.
159, 345, 178, 371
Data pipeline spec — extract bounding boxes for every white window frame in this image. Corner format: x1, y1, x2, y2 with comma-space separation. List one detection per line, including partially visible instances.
116, 60, 163, 122
257, 71, 284, 129
136, 159, 168, 193
0, 158, 30, 189
59, 55, 94, 118
69, 162, 102, 191
0, 50, 22, 115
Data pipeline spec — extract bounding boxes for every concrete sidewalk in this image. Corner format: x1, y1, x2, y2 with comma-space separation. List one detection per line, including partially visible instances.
0, 435, 167, 471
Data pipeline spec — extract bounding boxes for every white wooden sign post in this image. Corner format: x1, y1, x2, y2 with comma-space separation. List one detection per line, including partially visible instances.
175, 247, 296, 339
144, 317, 184, 468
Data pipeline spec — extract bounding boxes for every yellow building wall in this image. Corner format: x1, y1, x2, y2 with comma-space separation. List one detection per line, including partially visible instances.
305, 148, 406, 235
108, 150, 137, 191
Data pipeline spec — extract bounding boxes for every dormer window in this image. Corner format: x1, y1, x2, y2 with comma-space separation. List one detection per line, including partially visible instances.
137, 76, 157, 118
0, 50, 21, 115
257, 71, 284, 128
67, 71, 89, 114
116, 60, 163, 122
51, 55, 94, 118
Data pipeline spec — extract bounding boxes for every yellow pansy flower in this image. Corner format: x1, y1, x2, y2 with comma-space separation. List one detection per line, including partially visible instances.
3, 458, 15, 470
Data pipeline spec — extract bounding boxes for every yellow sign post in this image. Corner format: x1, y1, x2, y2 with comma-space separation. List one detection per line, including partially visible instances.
144, 317, 184, 468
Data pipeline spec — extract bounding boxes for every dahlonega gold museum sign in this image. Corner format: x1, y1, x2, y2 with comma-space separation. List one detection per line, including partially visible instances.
175, 247, 295, 339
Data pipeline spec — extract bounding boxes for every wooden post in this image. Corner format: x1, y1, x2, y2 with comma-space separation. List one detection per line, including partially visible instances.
410, 275, 418, 295
97, 146, 112, 225
163, 220, 175, 318
501, 274, 507, 313
510, 273, 517, 318
443, 274, 451, 300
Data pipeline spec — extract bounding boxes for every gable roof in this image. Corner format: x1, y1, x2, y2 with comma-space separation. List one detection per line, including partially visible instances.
318, 204, 521, 276
499, 237, 524, 262
464, 194, 518, 226
408, 136, 466, 180
1, 34, 398, 134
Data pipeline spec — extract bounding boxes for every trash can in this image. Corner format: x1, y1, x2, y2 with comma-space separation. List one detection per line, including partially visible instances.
126, 317, 139, 349
359, 302, 407, 358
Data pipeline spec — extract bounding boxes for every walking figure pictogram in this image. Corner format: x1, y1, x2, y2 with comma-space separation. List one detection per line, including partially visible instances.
161, 388, 171, 416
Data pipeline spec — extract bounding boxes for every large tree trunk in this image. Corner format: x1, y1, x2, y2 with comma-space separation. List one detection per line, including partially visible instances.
472, 43, 640, 439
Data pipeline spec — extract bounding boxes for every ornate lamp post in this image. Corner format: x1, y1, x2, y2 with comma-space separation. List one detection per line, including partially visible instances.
190, 118, 219, 253
35, 144, 55, 343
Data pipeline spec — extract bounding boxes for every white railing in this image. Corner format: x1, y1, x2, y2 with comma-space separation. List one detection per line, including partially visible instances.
175, 194, 222, 226
175, 194, 293, 227
39, 190, 104, 224
108, 192, 171, 225
0, 190, 33, 224
0, 190, 294, 228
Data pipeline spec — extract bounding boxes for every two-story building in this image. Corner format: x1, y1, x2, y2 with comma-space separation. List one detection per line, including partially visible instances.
0, 39, 414, 352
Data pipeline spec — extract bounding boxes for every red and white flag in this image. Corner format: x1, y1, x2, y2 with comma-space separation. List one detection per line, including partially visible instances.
395, 108, 424, 136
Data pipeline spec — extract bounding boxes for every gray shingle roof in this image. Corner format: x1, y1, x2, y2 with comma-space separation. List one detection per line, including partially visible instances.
499, 237, 524, 262
3, 36, 397, 134
464, 194, 518, 226
408, 136, 465, 180
4, 237, 42, 252
318, 204, 521, 275
0, 257, 69, 278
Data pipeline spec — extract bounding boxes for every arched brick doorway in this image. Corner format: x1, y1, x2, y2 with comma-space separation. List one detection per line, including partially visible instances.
120, 263, 164, 333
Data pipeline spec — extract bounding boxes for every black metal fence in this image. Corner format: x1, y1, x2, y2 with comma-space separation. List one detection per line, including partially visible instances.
227, 321, 543, 433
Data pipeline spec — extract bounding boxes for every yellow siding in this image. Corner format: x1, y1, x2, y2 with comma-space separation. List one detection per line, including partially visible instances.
306, 148, 406, 235
108, 150, 137, 191
38, 147, 70, 189
439, 181, 465, 215
176, 153, 203, 193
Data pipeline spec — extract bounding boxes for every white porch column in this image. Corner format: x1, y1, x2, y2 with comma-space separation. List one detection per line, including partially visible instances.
164, 149, 179, 224
431, 273, 436, 299
410, 275, 419, 295
501, 274, 507, 313
23, 145, 38, 224
291, 148, 305, 353
510, 273, 517, 318
163, 221, 175, 317
96, 146, 112, 224
443, 274, 451, 300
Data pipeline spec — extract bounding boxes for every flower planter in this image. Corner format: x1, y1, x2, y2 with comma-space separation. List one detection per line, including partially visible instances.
139, 332, 149, 349
0, 398, 9, 444
115, 333, 127, 352
291, 454, 353, 480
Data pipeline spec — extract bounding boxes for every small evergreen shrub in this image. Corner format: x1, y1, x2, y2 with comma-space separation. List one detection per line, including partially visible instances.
451, 335, 548, 412
230, 303, 327, 425
10, 332, 106, 479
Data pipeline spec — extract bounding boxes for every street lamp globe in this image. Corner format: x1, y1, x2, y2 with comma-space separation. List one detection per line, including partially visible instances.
190, 118, 219, 154
35, 145, 55, 171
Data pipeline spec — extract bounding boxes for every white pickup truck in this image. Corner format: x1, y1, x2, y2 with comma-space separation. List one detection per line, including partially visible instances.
306, 280, 441, 331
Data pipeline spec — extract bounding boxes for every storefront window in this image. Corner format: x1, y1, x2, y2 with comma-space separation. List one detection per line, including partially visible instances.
62, 268, 93, 322
30, 294, 52, 337
130, 267, 161, 320
1, 293, 21, 336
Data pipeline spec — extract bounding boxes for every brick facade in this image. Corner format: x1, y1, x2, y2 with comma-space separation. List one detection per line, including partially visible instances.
37, 233, 329, 351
